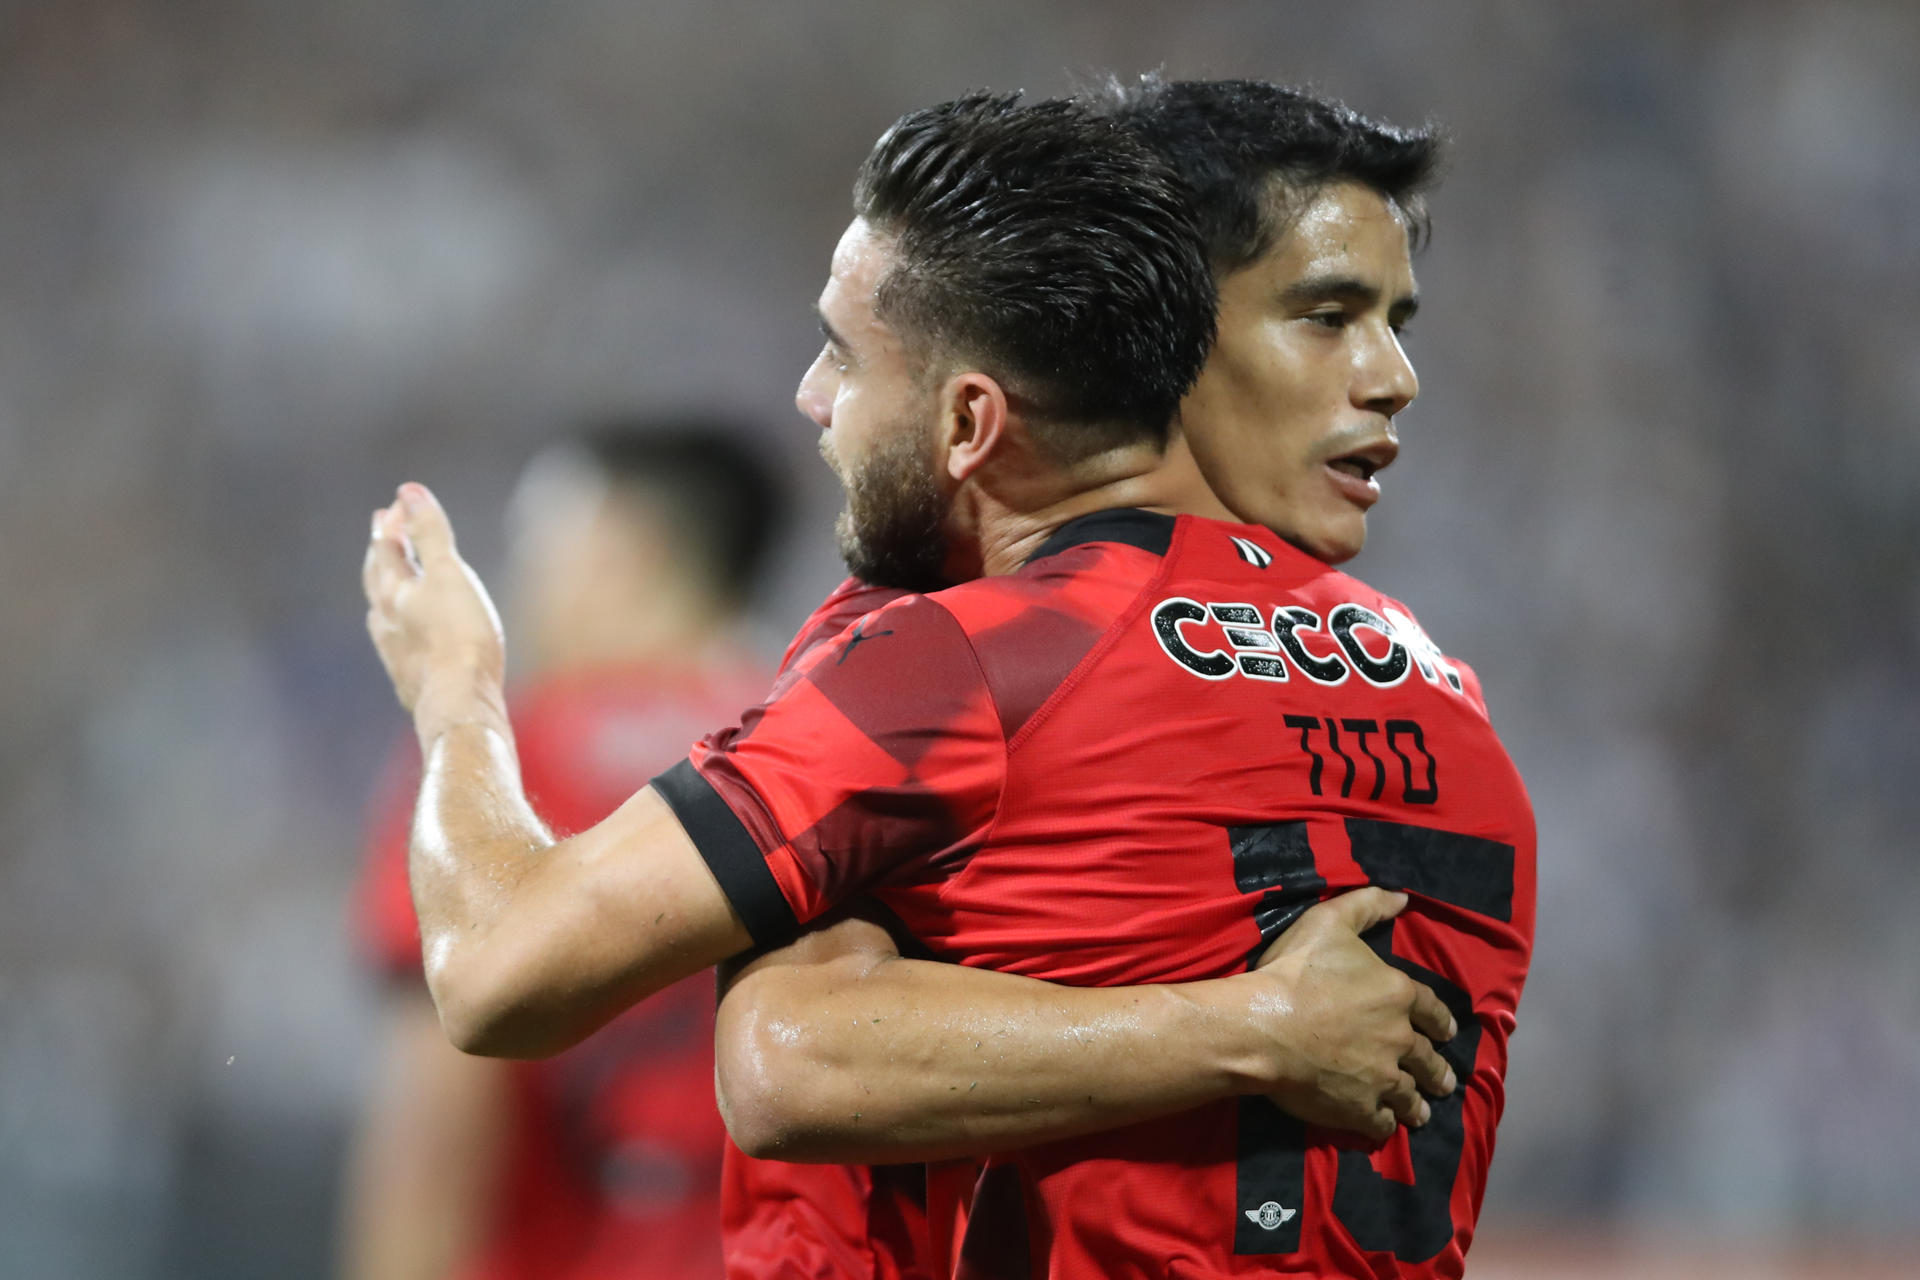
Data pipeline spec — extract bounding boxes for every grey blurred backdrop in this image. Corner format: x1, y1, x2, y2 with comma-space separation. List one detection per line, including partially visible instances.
2, 2, 1917, 1276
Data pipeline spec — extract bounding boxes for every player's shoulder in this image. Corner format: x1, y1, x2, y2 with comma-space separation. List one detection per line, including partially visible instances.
932, 507, 1178, 635
774, 507, 1181, 743
1309, 564, 1481, 677
783, 577, 913, 670
786, 588, 978, 687
888, 509, 1180, 741
1165, 518, 1494, 709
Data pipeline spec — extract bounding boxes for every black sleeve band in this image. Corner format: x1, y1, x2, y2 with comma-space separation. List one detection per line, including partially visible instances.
652, 758, 800, 949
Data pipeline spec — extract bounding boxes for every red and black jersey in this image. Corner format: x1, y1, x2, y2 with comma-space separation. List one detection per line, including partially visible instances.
721, 1150, 934, 1280
714, 578, 938, 1280
358, 660, 767, 1280
658, 511, 1536, 1279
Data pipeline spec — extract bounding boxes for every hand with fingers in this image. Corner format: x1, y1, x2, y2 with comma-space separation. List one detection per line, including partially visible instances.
362, 483, 510, 741
1239, 887, 1458, 1142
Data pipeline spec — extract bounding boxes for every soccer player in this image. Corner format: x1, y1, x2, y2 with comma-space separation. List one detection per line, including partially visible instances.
711, 77, 1501, 1280
340, 424, 783, 1280
362, 90, 1532, 1279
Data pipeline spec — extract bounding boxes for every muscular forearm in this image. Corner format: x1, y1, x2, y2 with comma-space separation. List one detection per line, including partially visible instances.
366, 484, 751, 1059
407, 709, 552, 1047
407, 701, 747, 1059
716, 891, 1455, 1161
718, 947, 1274, 1163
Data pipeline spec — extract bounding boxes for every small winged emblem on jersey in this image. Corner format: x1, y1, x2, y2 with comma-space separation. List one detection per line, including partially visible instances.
1230, 535, 1273, 568
1245, 1201, 1297, 1230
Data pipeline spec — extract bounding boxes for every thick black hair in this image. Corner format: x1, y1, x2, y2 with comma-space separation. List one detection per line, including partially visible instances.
559, 418, 787, 607
1101, 76, 1443, 273
852, 91, 1216, 461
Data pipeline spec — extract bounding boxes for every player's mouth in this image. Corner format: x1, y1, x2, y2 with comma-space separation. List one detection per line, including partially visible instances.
1321, 438, 1399, 508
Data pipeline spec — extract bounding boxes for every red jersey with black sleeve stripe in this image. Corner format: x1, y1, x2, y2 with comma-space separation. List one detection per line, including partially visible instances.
655, 510, 1536, 1279
715, 577, 938, 1280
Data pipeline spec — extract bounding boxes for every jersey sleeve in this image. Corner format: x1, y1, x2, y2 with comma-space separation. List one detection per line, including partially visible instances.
653, 593, 1004, 947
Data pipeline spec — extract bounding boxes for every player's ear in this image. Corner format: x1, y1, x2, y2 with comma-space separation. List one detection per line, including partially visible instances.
939, 371, 1009, 484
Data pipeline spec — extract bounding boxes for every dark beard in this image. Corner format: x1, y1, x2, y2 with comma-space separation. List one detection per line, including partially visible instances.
829, 428, 950, 593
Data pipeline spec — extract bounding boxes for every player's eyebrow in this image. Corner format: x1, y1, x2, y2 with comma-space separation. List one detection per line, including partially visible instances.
815, 306, 853, 357
1282, 275, 1420, 322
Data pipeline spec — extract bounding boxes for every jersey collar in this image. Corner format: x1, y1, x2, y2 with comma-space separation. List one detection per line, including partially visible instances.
1025, 508, 1176, 565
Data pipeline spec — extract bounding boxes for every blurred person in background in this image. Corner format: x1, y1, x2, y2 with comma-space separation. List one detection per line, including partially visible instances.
338, 421, 786, 1280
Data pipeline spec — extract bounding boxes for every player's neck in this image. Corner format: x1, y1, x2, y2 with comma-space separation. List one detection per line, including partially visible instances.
959, 434, 1232, 578
1138, 432, 1237, 523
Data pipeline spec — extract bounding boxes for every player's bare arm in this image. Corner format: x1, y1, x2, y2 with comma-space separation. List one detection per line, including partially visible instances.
362, 482, 751, 1057
716, 887, 1455, 1162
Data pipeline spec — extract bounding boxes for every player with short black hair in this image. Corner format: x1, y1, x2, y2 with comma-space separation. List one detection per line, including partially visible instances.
1110, 76, 1443, 566
853, 91, 1216, 454
814, 91, 1217, 595
360, 83, 1226, 1057
1104, 74, 1440, 274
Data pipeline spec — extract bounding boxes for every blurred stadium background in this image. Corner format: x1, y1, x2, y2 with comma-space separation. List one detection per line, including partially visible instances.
2, 2, 1916, 1276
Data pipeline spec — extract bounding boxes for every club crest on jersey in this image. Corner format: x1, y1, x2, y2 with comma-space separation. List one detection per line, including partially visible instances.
1149, 596, 1465, 694
1245, 1201, 1297, 1230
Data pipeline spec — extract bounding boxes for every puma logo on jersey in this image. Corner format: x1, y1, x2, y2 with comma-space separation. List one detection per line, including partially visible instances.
1245, 1201, 1297, 1230
835, 620, 894, 664
1150, 596, 1465, 694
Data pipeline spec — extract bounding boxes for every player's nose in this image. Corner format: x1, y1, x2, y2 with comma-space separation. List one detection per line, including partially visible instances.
1355, 329, 1419, 419
795, 353, 834, 431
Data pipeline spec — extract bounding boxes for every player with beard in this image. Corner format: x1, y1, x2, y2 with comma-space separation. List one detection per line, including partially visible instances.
714, 79, 1499, 1280
361, 87, 1532, 1279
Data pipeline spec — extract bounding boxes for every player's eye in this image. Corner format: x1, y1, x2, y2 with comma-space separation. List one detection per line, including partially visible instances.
1305, 310, 1348, 329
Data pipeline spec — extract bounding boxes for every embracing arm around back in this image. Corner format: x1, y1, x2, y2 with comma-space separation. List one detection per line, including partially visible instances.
363, 484, 750, 1057
716, 887, 1458, 1162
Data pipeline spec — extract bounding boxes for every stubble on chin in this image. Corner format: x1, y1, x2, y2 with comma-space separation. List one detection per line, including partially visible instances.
824, 427, 950, 593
